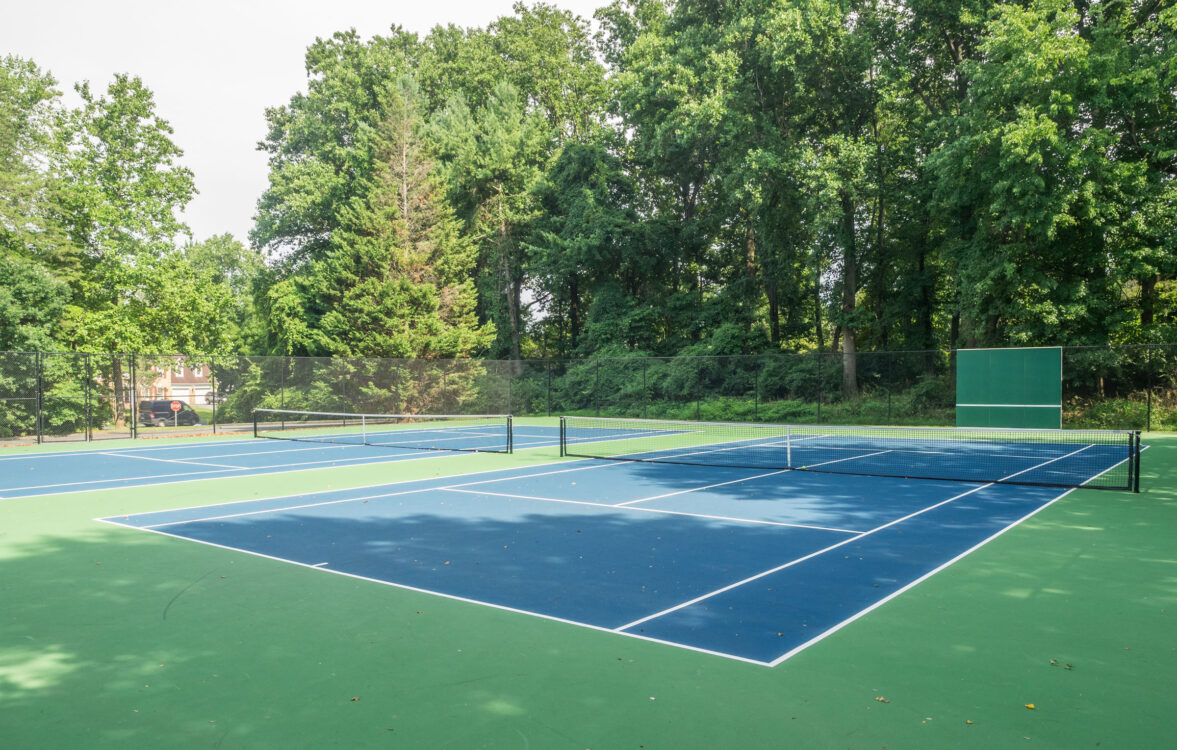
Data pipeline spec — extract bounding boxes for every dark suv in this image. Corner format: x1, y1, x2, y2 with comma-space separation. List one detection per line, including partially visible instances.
139, 400, 201, 427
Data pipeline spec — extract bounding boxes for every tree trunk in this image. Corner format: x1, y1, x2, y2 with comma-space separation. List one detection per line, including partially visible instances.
496, 183, 522, 369
840, 192, 859, 399
569, 276, 580, 351
1141, 275, 1158, 328
814, 278, 824, 351
766, 278, 780, 344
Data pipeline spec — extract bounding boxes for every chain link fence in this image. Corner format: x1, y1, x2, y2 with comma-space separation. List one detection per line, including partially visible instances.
1, 345, 1173, 444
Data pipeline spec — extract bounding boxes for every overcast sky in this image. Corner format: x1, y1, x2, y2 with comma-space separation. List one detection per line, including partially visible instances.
0, 0, 605, 245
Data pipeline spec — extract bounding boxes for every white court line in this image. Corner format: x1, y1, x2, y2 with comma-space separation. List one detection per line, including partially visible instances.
2, 446, 472, 494
446, 487, 862, 534
801, 449, 893, 468
93, 517, 770, 667
147, 443, 356, 460
97, 452, 242, 469
613, 444, 1090, 634
612, 481, 996, 633
0, 437, 265, 459
614, 469, 792, 506
998, 443, 1095, 481
89, 456, 603, 520
135, 461, 630, 528
767, 442, 1140, 666
0, 423, 512, 460
127, 455, 800, 530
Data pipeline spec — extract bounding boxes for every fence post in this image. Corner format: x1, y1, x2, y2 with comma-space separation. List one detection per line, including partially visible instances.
816, 351, 823, 424
130, 354, 137, 439
1147, 346, 1153, 432
595, 359, 600, 417
546, 360, 551, 417
754, 356, 759, 422
84, 352, 92, 441
210, 356, 218, 434
642, 360, 648, 419
695, 358, 702, 421
35, 349, 42, 444
886, 352, 892, 425
280, 356, 287, 429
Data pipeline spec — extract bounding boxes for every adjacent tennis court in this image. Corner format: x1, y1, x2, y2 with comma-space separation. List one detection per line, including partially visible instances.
0, 418, 553, 498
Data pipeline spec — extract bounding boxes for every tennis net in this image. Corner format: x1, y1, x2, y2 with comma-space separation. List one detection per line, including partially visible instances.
560, 416, 1141, 491
254, 409, 512, 453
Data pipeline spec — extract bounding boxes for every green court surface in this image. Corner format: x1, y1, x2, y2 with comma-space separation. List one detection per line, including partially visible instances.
2, 420, 1174, 748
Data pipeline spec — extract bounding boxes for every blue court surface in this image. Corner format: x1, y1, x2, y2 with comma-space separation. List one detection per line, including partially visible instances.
100, 455, 1081, 665
0, 425, 565, 498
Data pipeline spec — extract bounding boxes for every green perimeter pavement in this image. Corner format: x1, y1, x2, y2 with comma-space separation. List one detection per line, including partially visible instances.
1, 419, 1174, 748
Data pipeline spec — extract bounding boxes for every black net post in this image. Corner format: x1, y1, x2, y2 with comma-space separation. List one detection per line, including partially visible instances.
559, 415, 566, 456
1129, 430, 1139, 494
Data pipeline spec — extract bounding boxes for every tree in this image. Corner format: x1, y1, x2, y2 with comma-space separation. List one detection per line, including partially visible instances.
312, 75, 494, 358
0, 56, 77, 281
52, 75, 234, 421
928, 0, 1161, 346
0, 254, 69, 351
184, 233, 265, 352
431, 82, 552, 362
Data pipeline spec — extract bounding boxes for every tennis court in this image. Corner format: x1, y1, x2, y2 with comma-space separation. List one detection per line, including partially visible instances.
0, 417, 558, 498
93, 415, 1139, 665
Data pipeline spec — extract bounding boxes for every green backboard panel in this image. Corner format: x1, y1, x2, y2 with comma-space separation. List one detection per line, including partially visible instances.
956, 347, 1062, 429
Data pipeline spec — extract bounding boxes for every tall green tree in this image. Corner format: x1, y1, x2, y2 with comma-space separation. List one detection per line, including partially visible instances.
184, 233, 265, 352
252, 28, 422, 272
431, 82, 552, 362
52, 75, 235, 420
0, 56, 76, 280
928, 0, 1160, 346
310, 75, 494, 358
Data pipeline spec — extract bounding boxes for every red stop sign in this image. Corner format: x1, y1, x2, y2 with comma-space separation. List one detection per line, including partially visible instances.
170, 401, 182, 412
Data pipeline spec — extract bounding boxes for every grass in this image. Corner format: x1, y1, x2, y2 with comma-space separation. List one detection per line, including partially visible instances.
0, 426, 1174, 748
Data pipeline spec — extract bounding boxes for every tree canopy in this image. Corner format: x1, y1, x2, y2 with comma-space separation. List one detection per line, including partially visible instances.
2, 1, 1175, 373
